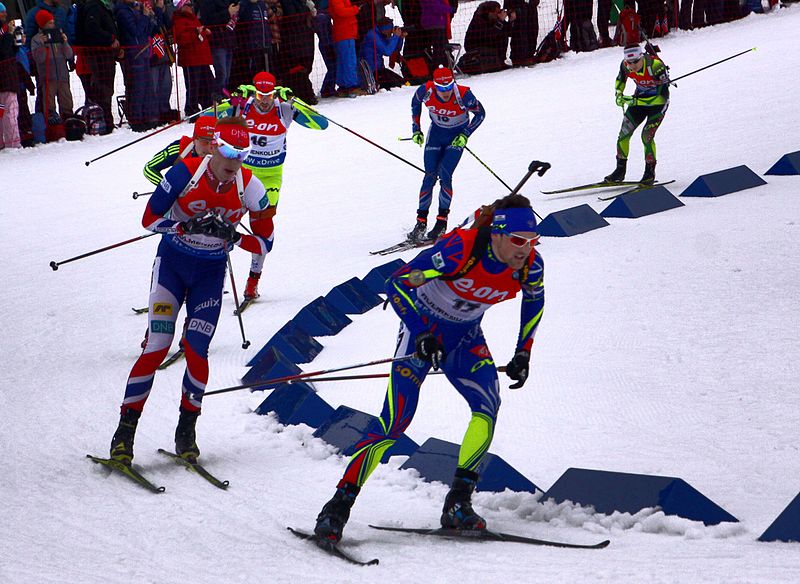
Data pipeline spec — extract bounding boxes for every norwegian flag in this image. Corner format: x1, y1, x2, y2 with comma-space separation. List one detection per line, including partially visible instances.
661, 14, 670, 35
553, 13, 564, 42
150, 34, 166, 59
653, 17, 662, 37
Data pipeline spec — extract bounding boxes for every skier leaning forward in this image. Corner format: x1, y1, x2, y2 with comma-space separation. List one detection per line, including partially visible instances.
605, 44, 670, 185
108, 118, 274, 465
314, 192, 545, 543
225, 71, 327, 301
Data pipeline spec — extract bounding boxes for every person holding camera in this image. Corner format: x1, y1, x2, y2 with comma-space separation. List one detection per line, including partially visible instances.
24, 0, 68, 49
0, 1, 23, 149
31, 9, 75, 121
359, 17, 406, 90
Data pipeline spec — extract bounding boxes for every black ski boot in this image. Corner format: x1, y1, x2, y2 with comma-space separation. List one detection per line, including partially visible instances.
174, 408, 201, 462
440, 470, 487, 530
314, 482, 361, 543
640, 160, 656, 185
426, 212, 448, 241
408, 218, 428, 242
109, 408, 141, 466
604, 158, 627, 183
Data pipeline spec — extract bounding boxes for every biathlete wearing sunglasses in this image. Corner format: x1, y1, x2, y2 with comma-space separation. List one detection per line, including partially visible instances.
313, 196, 544, 543
109, 120, 273, 466
409, 67, 486, 242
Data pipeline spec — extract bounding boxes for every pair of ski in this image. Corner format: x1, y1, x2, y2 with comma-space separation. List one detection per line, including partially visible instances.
289, 524, 610, 566
86, 449, 229, 492
370, 238, 434, 256
543, 179, 675, 199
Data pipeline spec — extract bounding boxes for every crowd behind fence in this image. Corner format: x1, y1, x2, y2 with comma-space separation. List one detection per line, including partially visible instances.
0, 0, 783, 149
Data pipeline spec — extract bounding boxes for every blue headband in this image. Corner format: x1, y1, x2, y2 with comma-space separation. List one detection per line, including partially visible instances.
492, 207, 538, 234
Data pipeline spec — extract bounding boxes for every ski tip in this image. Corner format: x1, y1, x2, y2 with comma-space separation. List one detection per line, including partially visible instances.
595, 539, 611, 549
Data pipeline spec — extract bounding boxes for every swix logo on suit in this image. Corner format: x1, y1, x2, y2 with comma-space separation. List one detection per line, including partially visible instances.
244, 104, 288, 168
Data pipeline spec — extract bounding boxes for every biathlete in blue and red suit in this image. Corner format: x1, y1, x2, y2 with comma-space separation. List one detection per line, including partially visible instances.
108, 117, 274, 466
314, 193, 545, 543
409, 66, 485, 242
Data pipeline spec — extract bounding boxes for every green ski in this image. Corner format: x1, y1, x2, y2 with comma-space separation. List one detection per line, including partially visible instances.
157, 449, 229, 490
86, 454, 165, 493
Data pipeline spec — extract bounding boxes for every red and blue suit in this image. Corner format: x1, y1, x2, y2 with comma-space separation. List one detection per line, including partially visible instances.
411, 82, 485, 221
121, 156, 272, 415
338, 227, 544, 488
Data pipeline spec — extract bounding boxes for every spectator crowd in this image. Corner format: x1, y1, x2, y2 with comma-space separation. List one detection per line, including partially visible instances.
0, 0, 782, 150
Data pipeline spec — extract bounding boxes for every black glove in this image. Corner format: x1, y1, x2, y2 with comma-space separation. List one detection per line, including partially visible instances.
505, 350, 530, 389
205, 216, 241, 243
179, 214, 212, 235
415, 332, 445, 370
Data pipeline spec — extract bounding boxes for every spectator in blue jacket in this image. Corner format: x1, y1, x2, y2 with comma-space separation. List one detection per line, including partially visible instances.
115, 0, 159, 131
24, 0, 68, 49
360, 18, 406, 89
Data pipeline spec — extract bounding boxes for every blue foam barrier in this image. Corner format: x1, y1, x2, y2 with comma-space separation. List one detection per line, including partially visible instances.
312, 405, 419, 463
600, 185, 684, 218
292, 296, 352, 337
759, 491, 800, 542
246, 320, 323, 367
765, 150, 800, 175
324, 277, 383, 315
537, 204, 610, 237
241, 346, 303, 389
363, 259, 406, 295
543, 468, 738, 526
399, 437, 540, 494
681, 165, 767, 197
254, 382, 335, 429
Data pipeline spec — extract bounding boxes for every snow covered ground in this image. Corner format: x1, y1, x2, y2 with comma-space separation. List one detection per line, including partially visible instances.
3, 8, 800, 583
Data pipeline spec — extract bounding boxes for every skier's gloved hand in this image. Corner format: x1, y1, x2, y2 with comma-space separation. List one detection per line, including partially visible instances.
505, 350, 530, 389
615, 93, 632, 107
205, 216, 241, 243
415, 332, 445, 370
451, 133, 468, 148
179, 213, 213, 235
275, 86, 294, 101
412, 130, 424, 146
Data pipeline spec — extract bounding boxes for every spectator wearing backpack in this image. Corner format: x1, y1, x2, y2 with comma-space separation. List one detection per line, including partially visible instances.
31, 10, 75, 120
76, 0, 120, 135
360, 17, 405, 89
614, 0, 640, 46
1, 2, 22, 149
173, 0, 215, 117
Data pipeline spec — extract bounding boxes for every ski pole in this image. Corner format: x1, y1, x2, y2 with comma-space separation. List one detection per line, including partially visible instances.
465, 146, 514, 192
132, 190, 153, 200
49, 232, 157, 271
484, 159, 550, 221
225, 248, 251, 350
203, 355, 414, 397
84, 100, 229, 167
290, 365, 509, 384
670, 48, 755, 87
294, 98, 425, 173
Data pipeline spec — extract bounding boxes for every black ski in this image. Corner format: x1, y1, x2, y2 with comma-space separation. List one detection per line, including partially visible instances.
86, 454, 166, 493
368, 525, 610, 550
543, 179, 674, 195
370, 238, 433, 256
157, 448, 229, 490
158, 348, 185, 370
597, 180, 675, 200
287, 527, 379, 566
132, 306, 149, 315
233, 297, 255, 316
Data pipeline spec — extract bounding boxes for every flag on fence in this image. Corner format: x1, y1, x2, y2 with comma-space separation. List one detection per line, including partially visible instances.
554, 13, 564, 42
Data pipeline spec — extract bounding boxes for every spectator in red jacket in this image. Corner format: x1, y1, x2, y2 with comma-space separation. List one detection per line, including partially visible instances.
173, 0, 216, 116
329, 0, 364, 96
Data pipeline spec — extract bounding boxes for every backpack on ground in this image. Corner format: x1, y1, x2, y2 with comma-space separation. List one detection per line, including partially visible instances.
401, 55, 431, 85
64, 115, 87, 141
76, 103, 106, 136
45, 112, 66, 142
570, 20, 599, 52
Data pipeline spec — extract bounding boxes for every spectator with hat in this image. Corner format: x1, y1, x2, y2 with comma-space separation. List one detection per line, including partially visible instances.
31, 9, 75, 121
408, 66, 485, 242
24, 0, 68, 49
